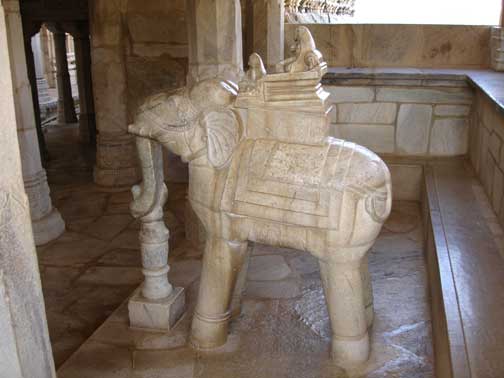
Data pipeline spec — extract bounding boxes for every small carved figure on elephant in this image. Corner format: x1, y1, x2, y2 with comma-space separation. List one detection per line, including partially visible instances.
128, 27, 392, 368
276, 25, 324, 73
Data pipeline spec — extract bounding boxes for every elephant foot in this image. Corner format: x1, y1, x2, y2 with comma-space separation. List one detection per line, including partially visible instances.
190, 310, 230, 350
331, 332, 370, 367
365, 302, 374, 329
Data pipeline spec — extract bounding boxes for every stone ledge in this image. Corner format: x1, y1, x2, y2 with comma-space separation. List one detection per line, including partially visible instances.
323, 68, 504, 116
423, 160, 504, 378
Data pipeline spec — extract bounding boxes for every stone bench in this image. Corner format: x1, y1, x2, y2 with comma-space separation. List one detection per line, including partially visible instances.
423, 159, 504, 378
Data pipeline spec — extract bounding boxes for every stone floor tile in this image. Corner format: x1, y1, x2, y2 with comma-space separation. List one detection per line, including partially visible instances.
82, 214, 134, 241
133, 348, 196, 378
39, 237, 109, 266
76, 266, 143, 286
57, 342, 132, 378
169, 259, 202, 288
57, 191, 108, 220
110, 229, 141, 250
246, 279, 302, 299
287, 254, 320, 276
247, 255, 292, 281
65, 216, 99, 232
98, 248, 142, 267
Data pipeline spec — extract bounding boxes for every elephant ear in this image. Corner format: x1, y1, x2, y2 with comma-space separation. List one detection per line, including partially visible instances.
201, 110, 240, 169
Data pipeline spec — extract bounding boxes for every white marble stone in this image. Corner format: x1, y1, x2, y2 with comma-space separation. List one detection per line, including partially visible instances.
376, 87, 472, 104
335, 123, 395, 154
430, 118, 469, 156
396, 104, 433, 155
327, 86, 375, 103
435, 104, 471, 117
337, 103, 397, 124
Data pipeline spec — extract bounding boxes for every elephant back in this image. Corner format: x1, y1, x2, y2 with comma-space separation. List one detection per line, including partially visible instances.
220, 138, 391, 231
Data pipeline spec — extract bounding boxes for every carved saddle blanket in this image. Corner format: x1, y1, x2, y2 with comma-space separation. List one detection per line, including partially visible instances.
221, 138, 387, 229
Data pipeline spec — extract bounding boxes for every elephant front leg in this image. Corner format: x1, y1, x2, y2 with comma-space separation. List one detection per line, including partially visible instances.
190, 236, 248, 349
319, 253, 371, 366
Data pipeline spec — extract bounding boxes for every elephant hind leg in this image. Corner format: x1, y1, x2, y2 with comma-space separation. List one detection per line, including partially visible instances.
319, 251, 371, 366
190, 236, 248, 350
361, 255, 374, 329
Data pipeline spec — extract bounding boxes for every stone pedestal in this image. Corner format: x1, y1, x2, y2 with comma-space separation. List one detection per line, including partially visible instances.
129, 287, 185, 331
0, 1, 56, 376
52, 28, 77, 124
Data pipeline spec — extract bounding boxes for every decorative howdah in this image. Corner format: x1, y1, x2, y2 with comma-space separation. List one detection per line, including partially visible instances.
128, 26, 391, 366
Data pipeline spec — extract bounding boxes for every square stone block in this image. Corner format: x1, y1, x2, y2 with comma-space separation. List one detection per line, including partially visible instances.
128, 286, 185, 332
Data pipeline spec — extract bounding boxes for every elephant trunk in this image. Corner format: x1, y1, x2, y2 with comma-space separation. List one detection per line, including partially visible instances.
130, 135, 165, 218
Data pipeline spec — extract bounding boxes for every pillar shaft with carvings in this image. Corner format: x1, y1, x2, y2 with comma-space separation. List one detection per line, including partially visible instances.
0, 1, 57, 376
52, 27, 77, 124
89, 0, 139, 187
11, 15, 65, 245
68, 22, 96, 144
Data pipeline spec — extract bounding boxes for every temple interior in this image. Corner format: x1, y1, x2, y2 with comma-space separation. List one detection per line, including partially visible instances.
2, 1, 504, 377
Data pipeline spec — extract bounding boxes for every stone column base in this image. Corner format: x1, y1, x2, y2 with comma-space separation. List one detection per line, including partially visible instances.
32, 207, 65, 246
128, 286, 186, 332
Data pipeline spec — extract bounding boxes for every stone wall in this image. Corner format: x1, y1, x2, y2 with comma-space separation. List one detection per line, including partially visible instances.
325, 73, 474, 157
285, 24, 490, 69
469, 91, 504, 224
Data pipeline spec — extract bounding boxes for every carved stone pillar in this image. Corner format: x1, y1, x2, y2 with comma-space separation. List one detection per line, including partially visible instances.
252, 0, 285, 70
68, 22, 96, 144
89, 0, 139, 188
51, 26, 77, 124
185, 0, 244, 85
15, 18, 65, 246
0, 1, 56, 376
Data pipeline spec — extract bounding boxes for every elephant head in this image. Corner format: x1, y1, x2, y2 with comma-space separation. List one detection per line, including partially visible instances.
129, 78, 242, 217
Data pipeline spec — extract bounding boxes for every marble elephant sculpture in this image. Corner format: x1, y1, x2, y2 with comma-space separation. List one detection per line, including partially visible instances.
128, 78, 392, 366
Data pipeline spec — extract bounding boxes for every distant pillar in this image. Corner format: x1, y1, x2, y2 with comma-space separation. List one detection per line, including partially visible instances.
89, 0, 139, 188
68, 22, 96, 144
17, 21, 66, 245
0, 1, 57, 376
40, 25, 55, 88
252, 0, 285, 70
51, 26, 77, 124
186, 0, 244, 85
22, 20, 48, 161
